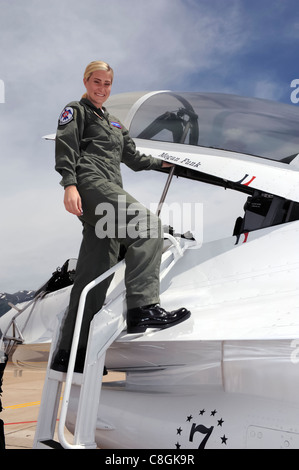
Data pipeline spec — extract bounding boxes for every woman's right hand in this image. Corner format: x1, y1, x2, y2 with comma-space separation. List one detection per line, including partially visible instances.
63, 185, 83, 216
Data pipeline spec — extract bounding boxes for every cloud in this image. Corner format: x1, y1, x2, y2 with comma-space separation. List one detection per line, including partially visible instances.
0, 0, 248, 95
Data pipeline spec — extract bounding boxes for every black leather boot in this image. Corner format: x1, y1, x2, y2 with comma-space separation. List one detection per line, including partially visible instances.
51, 348, 86, 373
51, 349, 70, 373
127, 304, 191, 333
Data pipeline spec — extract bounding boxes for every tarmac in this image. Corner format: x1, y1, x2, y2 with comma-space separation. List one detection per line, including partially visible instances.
1, 367, 122, 450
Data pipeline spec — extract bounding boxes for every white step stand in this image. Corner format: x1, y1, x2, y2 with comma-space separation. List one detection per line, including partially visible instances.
33, 234, 187, 449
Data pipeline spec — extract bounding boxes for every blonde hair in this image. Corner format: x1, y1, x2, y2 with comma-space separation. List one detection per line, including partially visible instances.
82, 60, 114, 98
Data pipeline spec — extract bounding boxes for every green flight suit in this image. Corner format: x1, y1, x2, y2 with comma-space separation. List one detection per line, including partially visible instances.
55, 98, 163, 352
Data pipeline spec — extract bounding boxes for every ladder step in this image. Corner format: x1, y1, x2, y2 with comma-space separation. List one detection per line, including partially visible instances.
40, 439, 64, 449
48, 368, 84, 385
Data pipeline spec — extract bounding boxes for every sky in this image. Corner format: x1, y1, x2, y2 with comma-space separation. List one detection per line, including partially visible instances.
0, 0, 299, 292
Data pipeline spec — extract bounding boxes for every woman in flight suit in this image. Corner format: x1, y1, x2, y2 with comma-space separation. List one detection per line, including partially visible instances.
51, 60, 190, 372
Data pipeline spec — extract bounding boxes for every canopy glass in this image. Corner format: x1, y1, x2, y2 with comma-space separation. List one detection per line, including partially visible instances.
128, 91, 299, 163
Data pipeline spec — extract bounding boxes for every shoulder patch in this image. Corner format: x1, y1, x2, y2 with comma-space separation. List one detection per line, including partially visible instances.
111, 121, 122, 129
59, 106, 74, 125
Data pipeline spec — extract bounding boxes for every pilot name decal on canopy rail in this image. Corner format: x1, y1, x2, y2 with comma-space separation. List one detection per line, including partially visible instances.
158, 152, 201, 168
174, 407, 228, 449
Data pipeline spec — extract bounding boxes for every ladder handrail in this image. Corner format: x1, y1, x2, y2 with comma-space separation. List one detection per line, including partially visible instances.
58, 259, 126, 449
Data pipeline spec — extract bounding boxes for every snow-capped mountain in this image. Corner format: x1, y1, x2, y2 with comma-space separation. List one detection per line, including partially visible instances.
0, 291, 36, 317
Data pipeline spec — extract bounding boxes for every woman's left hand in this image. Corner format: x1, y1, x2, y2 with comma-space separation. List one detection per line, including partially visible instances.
162, 161, 174, 168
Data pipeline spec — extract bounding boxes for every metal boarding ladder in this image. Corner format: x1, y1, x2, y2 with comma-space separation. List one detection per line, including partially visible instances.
33, 233, 188, 449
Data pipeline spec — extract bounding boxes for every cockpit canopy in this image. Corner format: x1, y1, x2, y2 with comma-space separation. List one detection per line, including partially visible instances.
114, 91, 299, 164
